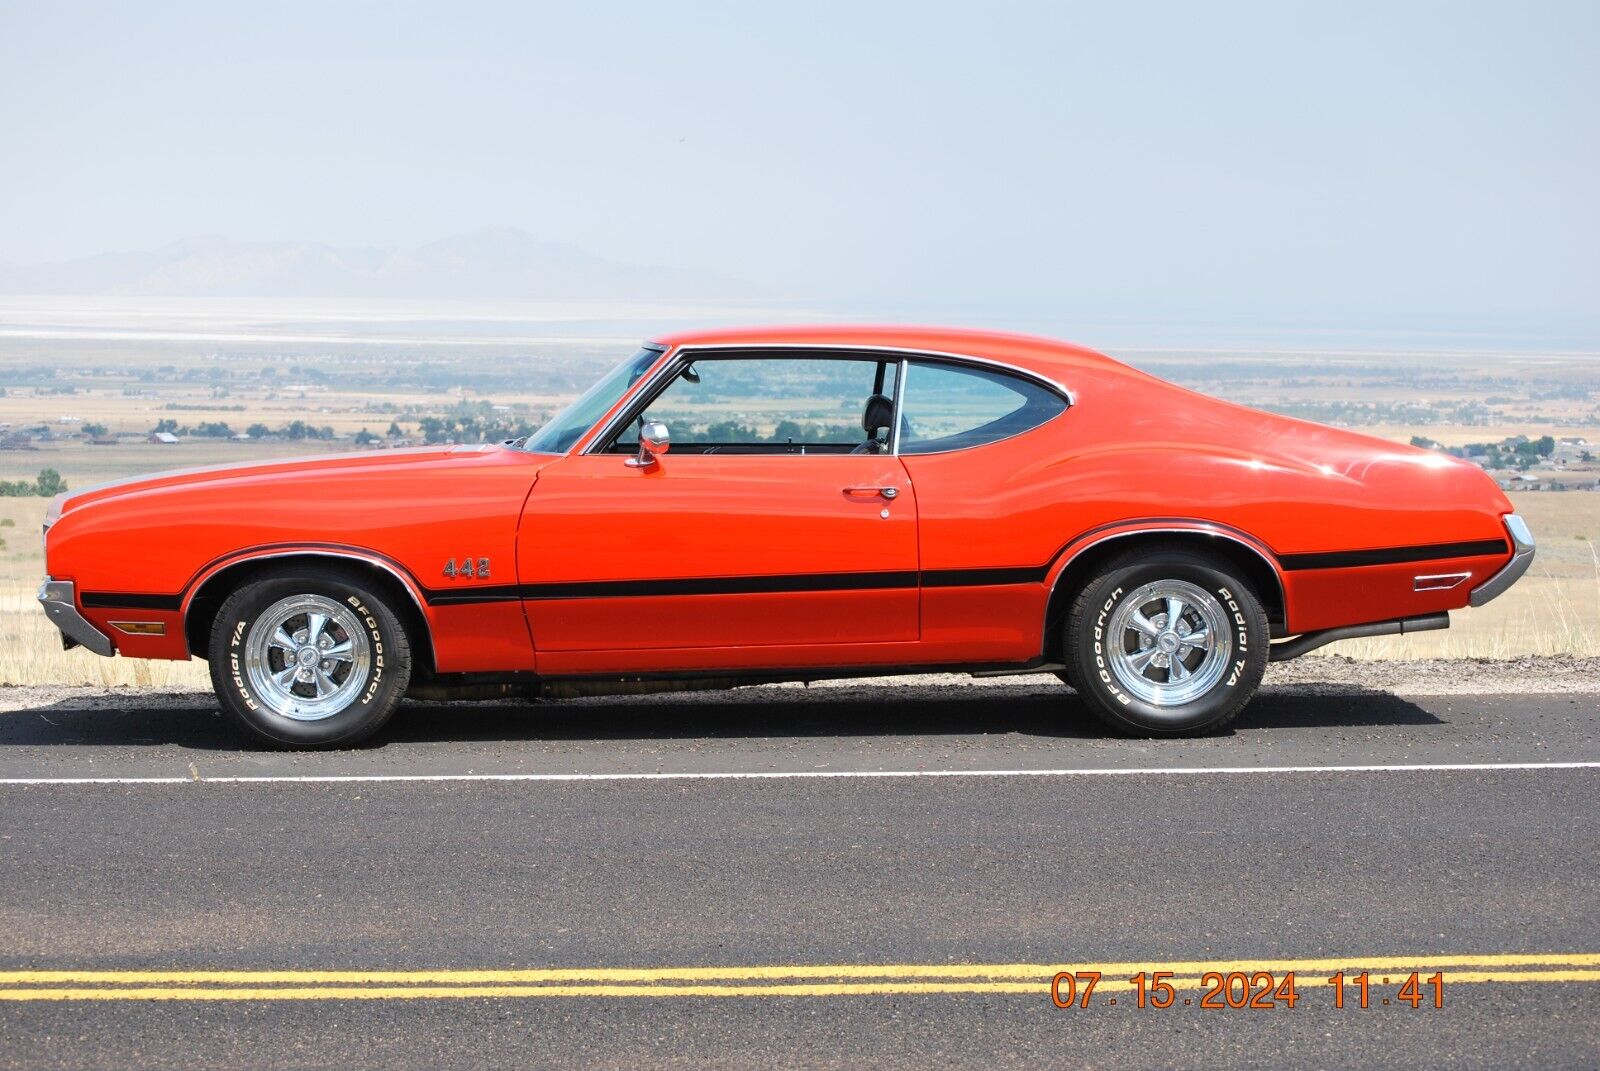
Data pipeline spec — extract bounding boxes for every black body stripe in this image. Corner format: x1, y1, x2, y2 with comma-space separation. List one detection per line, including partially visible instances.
1278, 539, 1508, 572
515, 570, 920, 602
920, 566, 1050, 588
81, 536, 1511, 612
425, 585, 523, 606
79, 592, 183, 611
428, 538, 1508, 605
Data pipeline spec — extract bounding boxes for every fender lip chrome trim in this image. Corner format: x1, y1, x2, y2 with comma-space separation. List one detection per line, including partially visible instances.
178, 545, 439, 664
37, 578, 114, 657
1469, 514, 1535, 608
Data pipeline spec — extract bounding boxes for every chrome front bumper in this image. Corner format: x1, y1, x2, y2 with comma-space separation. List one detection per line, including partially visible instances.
1469, 514, 1536, 608
37, 579, 114, 657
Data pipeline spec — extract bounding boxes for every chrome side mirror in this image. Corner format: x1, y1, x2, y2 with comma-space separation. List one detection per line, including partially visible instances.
626, 420, 671, 468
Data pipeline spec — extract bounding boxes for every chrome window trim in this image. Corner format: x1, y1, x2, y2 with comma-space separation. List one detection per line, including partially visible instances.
577, 346, 687, 456
527, 343, 667, 456
579, 342, 1073, 458
888, 359, 910, 455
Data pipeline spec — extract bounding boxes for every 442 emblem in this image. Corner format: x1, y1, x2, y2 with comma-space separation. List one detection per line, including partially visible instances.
443, 557, 491, 579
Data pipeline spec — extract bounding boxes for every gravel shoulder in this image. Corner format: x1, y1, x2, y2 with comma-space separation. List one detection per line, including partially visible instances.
2, 656, 1597, 715
1261, 654, 1600, 694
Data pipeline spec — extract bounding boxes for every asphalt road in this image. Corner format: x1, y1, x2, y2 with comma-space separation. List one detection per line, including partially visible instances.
1, 677, 1597, 1069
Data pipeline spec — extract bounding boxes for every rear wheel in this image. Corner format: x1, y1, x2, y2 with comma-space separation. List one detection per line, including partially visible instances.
208, 568, 411, 748
1063, 549, 1267, 735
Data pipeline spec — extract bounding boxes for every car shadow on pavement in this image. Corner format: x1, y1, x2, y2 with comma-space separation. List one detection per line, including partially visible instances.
0, 681, 1442, 750
388, 684, 1443, 743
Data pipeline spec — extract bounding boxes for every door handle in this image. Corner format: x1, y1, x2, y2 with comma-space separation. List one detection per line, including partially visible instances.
844, 486, 898, 500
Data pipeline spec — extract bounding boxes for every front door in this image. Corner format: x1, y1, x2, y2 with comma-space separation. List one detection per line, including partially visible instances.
517, 351, 919, 657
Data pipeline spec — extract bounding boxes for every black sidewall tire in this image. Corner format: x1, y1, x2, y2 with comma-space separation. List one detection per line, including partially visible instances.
1066, 551, 1268, 736
208, 571, 412, 748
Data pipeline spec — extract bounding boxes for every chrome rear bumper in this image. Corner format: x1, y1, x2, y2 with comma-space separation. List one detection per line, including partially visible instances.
37, 579, 114, 657
1469, 514, 1535, 608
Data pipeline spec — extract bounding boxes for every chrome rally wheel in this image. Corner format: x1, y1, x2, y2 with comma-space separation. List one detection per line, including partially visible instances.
242, 594, 372, 722
1103, 580, 1232, 707
1063, 548, 1268, 736
209, 567, 411, 748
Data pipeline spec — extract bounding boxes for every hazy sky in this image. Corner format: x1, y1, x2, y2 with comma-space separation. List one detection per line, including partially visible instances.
1, 1, 1596, 340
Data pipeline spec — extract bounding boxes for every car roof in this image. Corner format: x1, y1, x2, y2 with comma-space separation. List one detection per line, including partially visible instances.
649, 324, 1125, 380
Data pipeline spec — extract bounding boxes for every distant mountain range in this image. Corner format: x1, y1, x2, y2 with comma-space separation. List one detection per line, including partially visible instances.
0, 228, 750, 299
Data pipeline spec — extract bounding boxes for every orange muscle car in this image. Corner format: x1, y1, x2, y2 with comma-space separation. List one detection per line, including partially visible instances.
40, 326, 1534, 746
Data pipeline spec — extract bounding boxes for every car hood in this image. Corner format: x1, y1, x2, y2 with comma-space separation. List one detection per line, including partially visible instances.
49, 444, 527, 523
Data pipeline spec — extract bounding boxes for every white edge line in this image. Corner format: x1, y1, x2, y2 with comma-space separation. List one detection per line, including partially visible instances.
0, 761, 1596, 786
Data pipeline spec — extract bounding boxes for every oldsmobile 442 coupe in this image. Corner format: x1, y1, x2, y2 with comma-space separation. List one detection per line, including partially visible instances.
40, 326, 1535, 746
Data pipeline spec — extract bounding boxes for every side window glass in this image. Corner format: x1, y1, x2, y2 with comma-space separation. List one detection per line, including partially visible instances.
614, 356, 900, 454
898, 362, 1066, 454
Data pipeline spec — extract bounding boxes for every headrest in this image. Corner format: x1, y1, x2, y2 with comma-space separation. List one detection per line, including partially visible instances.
862, 394, 894, 438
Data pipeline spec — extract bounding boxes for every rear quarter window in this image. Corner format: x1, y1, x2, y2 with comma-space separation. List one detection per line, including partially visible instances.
898, 362, 1066, 454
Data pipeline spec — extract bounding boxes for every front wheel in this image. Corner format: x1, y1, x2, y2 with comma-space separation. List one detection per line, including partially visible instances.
208, 568, 412, 748
1063, 549, 1268, 735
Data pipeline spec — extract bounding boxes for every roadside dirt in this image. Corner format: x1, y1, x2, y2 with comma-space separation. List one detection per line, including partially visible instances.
2, 657, 1596, 715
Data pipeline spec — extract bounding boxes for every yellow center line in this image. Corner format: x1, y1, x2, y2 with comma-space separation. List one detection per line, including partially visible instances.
0, 955, 1596, 1000
1, 972, 1599, 1002
2, 952, 1598, 987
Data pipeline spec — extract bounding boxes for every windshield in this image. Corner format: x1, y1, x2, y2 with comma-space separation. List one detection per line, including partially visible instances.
521, 346, 662, 454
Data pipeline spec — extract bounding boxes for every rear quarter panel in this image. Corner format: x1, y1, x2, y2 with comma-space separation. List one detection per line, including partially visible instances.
905, 359, 1514, 642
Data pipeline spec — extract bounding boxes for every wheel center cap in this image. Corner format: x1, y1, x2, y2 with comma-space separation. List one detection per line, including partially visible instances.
296, 646, 320, 667
1156, 632, 1180, 654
